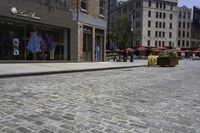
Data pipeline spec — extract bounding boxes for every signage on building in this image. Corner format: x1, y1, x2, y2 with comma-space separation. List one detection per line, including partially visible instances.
10, 7, 40, 20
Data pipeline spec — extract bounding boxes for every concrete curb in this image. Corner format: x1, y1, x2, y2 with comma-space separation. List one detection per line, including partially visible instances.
0, 65, 147, 79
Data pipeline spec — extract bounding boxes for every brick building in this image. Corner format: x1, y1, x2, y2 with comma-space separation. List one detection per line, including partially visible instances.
0, 0, 107, 62
69, 0, 107, 61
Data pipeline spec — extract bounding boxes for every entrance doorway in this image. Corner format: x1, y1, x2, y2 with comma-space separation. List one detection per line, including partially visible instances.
95, 29, 104, 61
83, 26, 93, 61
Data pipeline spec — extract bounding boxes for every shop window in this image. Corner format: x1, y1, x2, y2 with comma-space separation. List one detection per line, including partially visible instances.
0, 17, 66, 61
83, 26, 93, 61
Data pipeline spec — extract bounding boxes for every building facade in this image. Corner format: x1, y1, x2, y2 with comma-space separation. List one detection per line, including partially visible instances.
191, 6, 200, 48
70, 0, 107, 62
111, 0, 178, 48
177, 6, 192, 49
0, 0, 107, 62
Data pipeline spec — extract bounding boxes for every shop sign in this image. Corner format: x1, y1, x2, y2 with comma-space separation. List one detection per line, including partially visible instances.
11, 7, 40, 20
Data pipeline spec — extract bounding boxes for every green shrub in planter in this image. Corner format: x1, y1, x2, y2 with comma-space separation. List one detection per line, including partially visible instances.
158, 51, 178, 58
157, 51, 179, 67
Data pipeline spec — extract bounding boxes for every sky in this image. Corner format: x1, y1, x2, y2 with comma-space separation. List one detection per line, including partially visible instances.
178, 0, 200, 8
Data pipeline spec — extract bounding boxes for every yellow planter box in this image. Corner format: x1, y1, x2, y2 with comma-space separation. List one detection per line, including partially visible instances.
148, 56, 158, 66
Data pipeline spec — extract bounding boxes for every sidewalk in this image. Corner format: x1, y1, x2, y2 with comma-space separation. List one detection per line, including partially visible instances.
0, 60, 147, 78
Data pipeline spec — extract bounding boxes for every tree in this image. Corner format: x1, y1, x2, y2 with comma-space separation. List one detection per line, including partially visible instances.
110, 15, 133, 49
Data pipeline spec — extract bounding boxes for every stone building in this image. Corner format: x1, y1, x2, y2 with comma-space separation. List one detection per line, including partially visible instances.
0, 0, 107, 62
111, 0, 178, 48
177, 6, 192, 49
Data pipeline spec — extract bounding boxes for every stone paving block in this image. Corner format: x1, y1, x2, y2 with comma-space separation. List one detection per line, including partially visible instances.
60, 124, 75, 131
1, 127, 18, 133
0, 61, 200, 133
16, 127, 32, 133
57, 130, 72, 133
90, 129, 104, 133
39, 129, 54, 133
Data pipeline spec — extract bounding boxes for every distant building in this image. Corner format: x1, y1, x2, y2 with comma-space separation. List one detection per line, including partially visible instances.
191, 6, 200, 48
111, 0, 178, 48
193, 6, 200, 26
177, 6, 192, 49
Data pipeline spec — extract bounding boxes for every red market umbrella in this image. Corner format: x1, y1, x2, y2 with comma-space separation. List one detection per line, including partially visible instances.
170, 49, 178, 52
136, 47, 147, 51
125, 48, 135, 52
150, 48, 162, 52
184, 50, 192, 53
114, 49, 120, 52
176, 50, 184, 53
157, 47, 168, 50
150, 48, 157, 51
194, 50, 200, 53
120, 49, 125, 52
194, 48, 200, 51
153, 49, 161, 53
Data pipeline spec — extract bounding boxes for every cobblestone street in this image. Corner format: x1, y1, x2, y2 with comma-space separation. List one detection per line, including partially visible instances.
0, 61, 200, 133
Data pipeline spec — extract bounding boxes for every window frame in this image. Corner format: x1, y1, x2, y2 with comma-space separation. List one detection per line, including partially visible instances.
81, 0, 88, 11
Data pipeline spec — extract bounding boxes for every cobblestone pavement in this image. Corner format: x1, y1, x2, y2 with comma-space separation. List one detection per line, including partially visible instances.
0, 60, 200, 133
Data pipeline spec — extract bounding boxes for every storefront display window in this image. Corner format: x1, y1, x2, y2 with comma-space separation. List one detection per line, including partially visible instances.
0, 17, 65, 61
